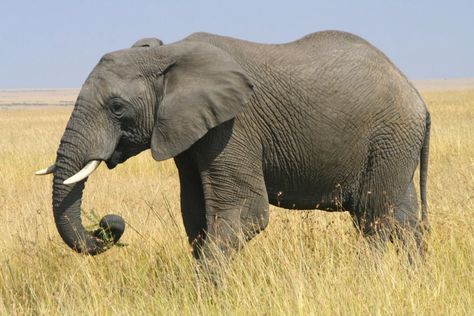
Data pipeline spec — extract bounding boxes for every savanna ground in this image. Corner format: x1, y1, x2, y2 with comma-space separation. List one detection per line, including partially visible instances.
0, 88, 473, 315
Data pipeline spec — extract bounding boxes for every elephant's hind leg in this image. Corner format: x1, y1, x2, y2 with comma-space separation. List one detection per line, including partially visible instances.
392, 181, 427, 259
352, 179, 426, 261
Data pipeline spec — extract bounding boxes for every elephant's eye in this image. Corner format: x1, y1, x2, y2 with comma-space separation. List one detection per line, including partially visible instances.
109, 99, 126, 117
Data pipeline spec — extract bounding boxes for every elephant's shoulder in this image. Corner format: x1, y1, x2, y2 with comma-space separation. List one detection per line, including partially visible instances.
184, 32, 238, 45
292, 30, 373, 47
185, 32, 215, 41
184, 32, 260, 48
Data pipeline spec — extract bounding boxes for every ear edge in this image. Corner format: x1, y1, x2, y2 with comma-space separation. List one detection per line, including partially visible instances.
151, 123, 209, 161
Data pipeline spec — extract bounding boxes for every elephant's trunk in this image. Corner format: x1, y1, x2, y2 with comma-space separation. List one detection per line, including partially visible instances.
52, 129, 125, 255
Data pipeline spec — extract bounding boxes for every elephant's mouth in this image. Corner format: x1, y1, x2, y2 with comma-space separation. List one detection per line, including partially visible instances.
105, 142, 149, 169
105, 150, 125, 169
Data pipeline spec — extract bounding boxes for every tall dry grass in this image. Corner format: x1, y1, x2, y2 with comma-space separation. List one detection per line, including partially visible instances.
0, 90, 473, 315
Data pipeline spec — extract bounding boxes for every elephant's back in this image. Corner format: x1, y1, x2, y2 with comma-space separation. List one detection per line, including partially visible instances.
185, 31, 428, 141
184, 31, 418, 98
185, 31, 427, 125
184, 30, 393, 69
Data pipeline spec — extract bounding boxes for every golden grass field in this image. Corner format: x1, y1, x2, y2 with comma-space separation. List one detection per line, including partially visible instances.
0, 89, 473, 315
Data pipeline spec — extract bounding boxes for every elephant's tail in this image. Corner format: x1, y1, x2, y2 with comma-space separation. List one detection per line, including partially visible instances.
420, 111, 431, 229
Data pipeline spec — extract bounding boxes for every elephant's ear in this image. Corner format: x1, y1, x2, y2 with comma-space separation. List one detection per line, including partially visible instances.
150, 41, 254, 161
131, 38, 164, 48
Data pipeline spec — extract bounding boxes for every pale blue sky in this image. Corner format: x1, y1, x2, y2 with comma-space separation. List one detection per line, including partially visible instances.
1, 0, 473, 88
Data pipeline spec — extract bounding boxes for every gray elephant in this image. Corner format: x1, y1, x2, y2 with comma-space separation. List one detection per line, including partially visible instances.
37, 31, 430, 264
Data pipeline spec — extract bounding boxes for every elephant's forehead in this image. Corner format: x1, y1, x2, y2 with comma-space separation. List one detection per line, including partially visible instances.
78, 50, 148, 102
98, 49, 134, 67
91, 60, 139, 81
81, 70, 146, 103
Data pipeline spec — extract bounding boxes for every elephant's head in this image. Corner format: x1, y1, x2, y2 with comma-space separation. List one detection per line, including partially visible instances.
37, 37, 253, 255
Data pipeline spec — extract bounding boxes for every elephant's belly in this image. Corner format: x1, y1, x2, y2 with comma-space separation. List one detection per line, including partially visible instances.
260, 131, 364, 212
263, 161, 356, 212
267, 189, 348, 212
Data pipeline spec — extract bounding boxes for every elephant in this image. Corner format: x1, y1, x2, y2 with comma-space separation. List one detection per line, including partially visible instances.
37, 31, 430, 265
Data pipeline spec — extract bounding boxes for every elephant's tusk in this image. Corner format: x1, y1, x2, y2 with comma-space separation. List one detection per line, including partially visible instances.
64, 160, 101, 185
35, 164, 56, 175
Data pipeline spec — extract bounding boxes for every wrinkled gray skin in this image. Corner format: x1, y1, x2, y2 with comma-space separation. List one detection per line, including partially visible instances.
51, 31, 430, 262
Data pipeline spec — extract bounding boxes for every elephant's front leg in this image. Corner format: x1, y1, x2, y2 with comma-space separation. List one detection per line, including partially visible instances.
198, 158, 269, 266
175, 155, 207, 259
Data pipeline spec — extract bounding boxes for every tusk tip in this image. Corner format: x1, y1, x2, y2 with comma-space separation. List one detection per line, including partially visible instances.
35, 164, 55, 176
